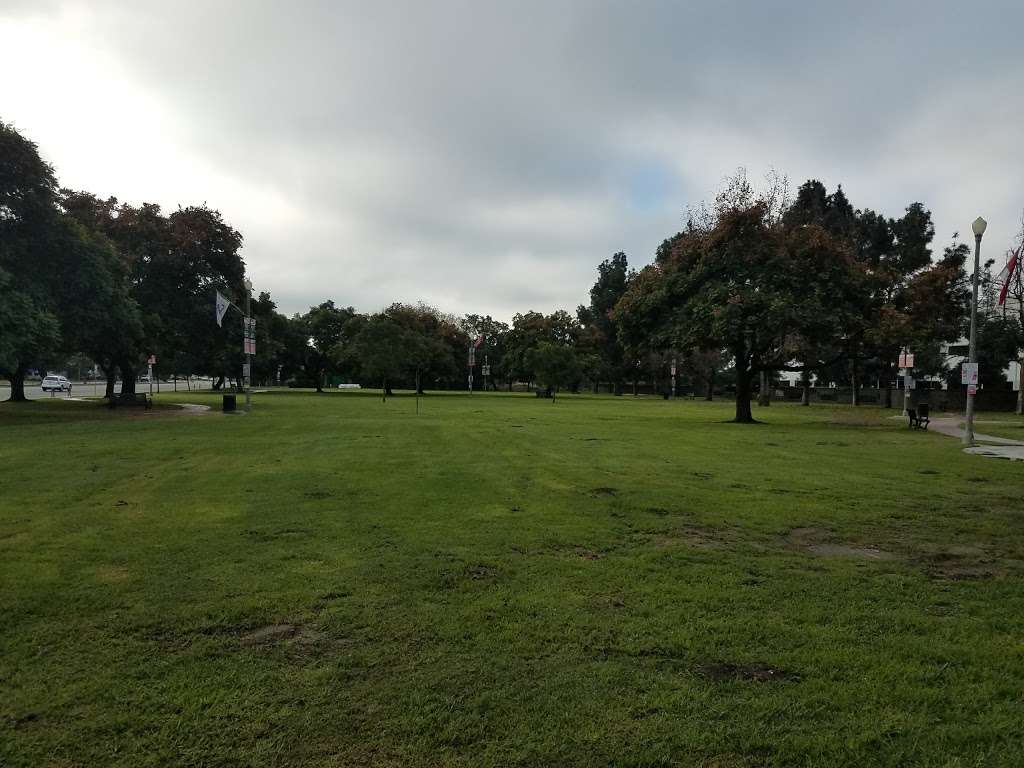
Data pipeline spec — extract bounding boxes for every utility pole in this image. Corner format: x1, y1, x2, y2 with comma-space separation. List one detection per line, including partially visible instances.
963, 217, 986, 445
244, 278, 253, 411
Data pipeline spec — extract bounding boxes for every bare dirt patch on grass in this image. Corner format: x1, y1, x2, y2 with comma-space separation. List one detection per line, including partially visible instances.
694, 662, 800, 683
785, 527, 897, 561
916, 545, 1004, 581
550, 544, 605, 560
240, 624, 324, 646
785, 528, 1014, 579
462, 564, 498, 581
95, 565, 131, 583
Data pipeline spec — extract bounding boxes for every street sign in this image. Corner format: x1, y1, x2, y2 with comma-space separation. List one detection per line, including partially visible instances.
968, 385, 978, 396
147, 355, 157, 365
481, 364, 490, 376
898, 351, 915, 368
468, 347, 476, 367
904, 375, 915, 390
961, 362, 979, 385
242, 363, 250, 378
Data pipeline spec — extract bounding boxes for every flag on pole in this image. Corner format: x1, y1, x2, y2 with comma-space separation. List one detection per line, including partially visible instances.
997, 246, 1020, 306
473, 334, 484, 348
215, 291, 230, 326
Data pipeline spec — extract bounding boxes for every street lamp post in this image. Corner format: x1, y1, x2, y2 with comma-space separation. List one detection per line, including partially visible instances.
244, 278, 253, 412
963, 216, 987, 445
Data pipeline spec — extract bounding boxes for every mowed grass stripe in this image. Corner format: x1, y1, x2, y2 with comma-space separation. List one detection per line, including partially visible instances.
1, 392, 1022, 766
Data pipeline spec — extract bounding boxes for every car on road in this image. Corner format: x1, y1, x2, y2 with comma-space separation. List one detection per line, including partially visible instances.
41, 375, 72, 392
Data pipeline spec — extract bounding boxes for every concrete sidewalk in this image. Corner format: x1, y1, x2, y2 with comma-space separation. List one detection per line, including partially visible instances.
926, 415, 1024, 461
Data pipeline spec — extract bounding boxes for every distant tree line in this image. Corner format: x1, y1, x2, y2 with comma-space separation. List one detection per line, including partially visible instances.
3, 123, 1022, 416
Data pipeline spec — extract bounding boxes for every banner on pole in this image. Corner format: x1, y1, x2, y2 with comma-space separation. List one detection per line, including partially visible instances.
243, 317, 256, 355
961, 362, 979, 386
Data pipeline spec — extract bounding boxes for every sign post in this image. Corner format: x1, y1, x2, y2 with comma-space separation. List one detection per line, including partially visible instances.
147, 355, 156, 397
670, 357, 677, 399
898, 349, 915, 416
468, 345, 475, 394
962, 361, 979, 397
242, 317, 256, 408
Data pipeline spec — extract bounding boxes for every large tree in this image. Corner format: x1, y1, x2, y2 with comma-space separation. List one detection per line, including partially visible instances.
617, 201, 866, 422
525, 341, 581, 402
349, 315, 412, 399
298, 300, 355, 392
505, 310, 580, 388
577, 252, 631, 394
0, 121, 62, 400
1, 124, 140, 401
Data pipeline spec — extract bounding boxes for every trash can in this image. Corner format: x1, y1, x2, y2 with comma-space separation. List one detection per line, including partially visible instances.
222, 393, 237, 412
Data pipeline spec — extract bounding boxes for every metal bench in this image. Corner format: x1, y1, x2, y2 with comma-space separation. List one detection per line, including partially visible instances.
907, 403, 930, 430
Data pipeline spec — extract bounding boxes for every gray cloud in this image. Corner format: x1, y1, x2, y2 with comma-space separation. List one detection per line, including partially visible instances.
3, 0, 1022, 319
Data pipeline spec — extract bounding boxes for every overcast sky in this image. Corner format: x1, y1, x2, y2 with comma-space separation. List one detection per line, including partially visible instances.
2, 1, 1022, 320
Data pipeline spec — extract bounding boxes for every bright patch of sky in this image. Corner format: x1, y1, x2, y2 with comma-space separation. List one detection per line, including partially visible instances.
2, 1, 1022, 320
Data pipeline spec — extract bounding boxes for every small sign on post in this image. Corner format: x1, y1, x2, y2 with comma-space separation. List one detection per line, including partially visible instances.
898, 351, 915, 369
961, 362, 979, 386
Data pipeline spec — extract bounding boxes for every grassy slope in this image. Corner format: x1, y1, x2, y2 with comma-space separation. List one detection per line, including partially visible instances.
1, 392, 1022, 767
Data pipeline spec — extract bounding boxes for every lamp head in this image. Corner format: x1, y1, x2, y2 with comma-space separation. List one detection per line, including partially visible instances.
244, 278, 253, 292
972, 217, 987, 238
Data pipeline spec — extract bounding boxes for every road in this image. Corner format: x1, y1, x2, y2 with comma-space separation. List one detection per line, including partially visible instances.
0, 380, 214, 401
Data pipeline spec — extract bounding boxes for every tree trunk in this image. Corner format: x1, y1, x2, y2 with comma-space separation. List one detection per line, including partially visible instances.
734, 366, 754, 423
632, 377, 638, 397
4, 365, 28, 402
213, 375, 224, 391
800, 373, 810, 406
100, 365, 116, 399
382, 378, 387, 402
850, 360, 860, 406
705, 372, 714, 401
758, 370, 771, 407
119, 361, 136, 396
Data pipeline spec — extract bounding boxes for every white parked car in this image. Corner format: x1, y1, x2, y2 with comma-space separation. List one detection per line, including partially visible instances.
41, 375, 72, 392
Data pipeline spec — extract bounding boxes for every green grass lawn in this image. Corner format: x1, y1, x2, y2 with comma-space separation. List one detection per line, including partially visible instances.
966, 414, 1024, 443
2, 392, 1023, 767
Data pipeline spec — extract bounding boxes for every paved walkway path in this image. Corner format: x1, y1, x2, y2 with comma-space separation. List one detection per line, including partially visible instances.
926, 415, 1024, 461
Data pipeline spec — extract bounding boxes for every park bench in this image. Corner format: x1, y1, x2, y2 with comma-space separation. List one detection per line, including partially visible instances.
109, 392, 151, 410
907, 403, 930, 430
